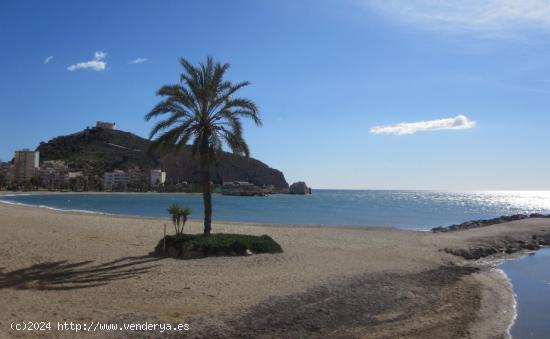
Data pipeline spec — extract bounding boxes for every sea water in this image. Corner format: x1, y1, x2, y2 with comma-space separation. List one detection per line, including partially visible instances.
499, 248, 550, 339
2, 190, 550, 230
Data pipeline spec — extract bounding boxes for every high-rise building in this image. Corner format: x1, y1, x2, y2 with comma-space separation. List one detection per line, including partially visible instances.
12, 149, 39, 183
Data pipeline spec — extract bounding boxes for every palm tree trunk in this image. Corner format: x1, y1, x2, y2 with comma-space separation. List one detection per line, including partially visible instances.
200, 153, 212, 236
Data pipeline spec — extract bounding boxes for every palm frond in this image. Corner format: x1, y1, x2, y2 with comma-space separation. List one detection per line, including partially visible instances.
144, 99, 192, 122
156, 85, 198, 112
149, 121, 194, 152
222, 130, 249, 157
208, 81, 251, 114
149, 113, 186, 139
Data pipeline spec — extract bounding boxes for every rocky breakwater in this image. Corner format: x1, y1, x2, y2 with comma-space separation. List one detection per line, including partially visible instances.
432, 214, 550, 260
432, 214, 550, 233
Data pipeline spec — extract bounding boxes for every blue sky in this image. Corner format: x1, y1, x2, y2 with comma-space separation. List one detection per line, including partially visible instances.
1, 0, 549, 190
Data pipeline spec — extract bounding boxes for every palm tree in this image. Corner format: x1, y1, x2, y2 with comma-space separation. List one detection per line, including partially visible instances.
146, 56, 262, 236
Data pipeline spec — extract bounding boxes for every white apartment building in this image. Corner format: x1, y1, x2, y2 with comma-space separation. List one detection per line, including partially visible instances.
104, 170, 129, 190
150, 169, 166, 188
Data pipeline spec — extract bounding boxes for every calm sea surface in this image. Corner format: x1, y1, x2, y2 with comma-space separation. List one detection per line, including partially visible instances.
2, 190, 550, 230
499, 248, 550, 339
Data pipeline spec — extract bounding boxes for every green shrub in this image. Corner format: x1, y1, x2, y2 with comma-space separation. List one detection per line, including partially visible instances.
156, 233, 282, 258
167, 204, 191, 235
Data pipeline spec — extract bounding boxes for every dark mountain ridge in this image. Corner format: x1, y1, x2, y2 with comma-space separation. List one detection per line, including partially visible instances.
37, 127, 289, 189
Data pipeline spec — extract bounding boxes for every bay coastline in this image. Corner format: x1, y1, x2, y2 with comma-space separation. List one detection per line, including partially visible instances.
2, 190, 550, 230
2, 194, 549, 337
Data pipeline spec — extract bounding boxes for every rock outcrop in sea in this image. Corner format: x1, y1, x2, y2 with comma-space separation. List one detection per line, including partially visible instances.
289, 181, 311, 195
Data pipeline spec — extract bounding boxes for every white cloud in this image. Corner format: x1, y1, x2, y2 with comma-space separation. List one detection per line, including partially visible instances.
94, 51, 107, 60
67, 51, 107, 71
366, 0, 550, 35
44, 56, 54, 64
128, 58, 148, 64
370, 115, 476, 136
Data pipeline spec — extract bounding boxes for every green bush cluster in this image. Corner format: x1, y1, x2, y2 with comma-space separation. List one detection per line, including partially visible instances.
160, 233, 282, 256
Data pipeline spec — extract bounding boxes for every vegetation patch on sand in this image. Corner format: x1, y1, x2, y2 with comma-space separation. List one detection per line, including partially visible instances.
154, 233, 283, 259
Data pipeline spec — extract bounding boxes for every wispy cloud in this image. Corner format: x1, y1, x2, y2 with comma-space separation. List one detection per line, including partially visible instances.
44, 56, 54, 64
366, 0, 550, 36
370, 115, 476, 136
67, 51, 107, 71
128, 58, 148, 64
94, 51, 107, 60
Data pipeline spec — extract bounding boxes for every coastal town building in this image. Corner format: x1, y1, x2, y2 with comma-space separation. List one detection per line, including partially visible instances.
69, 171, 83, 180
38, 161, 85, 189
39, 160, 69, 187
104, 169, 129, 191
128, 168, 148, 190
96, 121, 116, 130
0, 161, 12, 188
12, 149, 39, 183
150, 169, 166, 188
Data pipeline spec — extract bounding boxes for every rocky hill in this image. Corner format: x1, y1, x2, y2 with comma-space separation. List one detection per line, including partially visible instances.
37, 127, 289, 189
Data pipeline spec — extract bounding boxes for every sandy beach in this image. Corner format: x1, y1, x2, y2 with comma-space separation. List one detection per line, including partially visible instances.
1, 201, 550, 338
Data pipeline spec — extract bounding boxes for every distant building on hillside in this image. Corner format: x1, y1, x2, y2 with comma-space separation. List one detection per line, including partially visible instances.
150, 169, 166, 188
104, 170, 129, 191
12, 149, 39, 183
39, 160, 69, 188
96, 121, 116, 130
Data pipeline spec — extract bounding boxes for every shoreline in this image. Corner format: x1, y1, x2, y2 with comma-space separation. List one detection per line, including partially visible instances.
2, 203, 549, 337
3, 190, 550, 233
0, 192, 410, 231
497, 266, 518, 338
